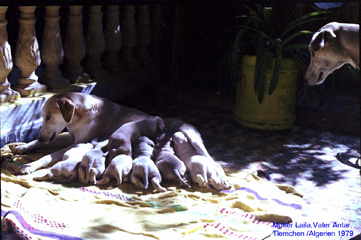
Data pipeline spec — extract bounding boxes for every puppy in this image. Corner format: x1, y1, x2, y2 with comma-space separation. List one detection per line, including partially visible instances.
172, 131, 227, 190
34, 143, 93, 182
96, 154, 133, 186
130, 136, 166, 192
13, 92, 148, 175
78, 148, 105, 185
164, 118, 231, 190
154, 134, 190, 187
105, 116, 165, 161
305, 22, 359, 85
163, 118, 212, 158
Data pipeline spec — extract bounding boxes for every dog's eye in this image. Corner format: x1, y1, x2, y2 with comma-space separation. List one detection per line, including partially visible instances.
46, 115, 51, 121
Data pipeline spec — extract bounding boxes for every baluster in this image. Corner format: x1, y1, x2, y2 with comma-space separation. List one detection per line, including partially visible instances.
136, 5, 151, 63
120, 5, 137, 70
14, 6, 46, 97
150, 4, 164, 59
84, 5, 107, 79
64, 5, 90, 83
104, 5, 122, 74
41, 6, 70, 89
0, 6, 20, 103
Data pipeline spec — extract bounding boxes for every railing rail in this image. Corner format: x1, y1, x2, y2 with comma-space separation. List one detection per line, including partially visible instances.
0, 3, 170, 103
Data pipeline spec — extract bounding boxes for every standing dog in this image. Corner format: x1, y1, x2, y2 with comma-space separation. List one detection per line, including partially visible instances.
305, 22, 359, 85
131, 136, 166, 192
13, 92, 148, 175
104, 116, 165, 161
154, 134, 190, 187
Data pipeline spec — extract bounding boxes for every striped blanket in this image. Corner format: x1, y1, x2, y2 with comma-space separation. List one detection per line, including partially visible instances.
1, 143, 303, 240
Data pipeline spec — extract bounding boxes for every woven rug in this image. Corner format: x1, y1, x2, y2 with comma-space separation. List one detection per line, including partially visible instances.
1, 143, 303, 240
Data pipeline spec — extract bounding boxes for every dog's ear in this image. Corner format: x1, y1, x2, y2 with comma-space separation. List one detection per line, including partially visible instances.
156, 118, 166, 135
311, 29, 337, 51
56, 99, 75, 123
310, 32, 323, 51
322, 29, 337, 45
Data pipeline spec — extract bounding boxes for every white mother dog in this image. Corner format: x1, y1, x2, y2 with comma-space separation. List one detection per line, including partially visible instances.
305, 22, 359, 85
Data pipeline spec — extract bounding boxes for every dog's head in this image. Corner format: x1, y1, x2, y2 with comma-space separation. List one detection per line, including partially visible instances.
38, 95, 75, 144
146, 116, 166, 140
305, 24, 349, 85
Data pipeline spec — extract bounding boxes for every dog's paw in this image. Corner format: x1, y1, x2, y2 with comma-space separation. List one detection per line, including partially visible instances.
195, 173, 208, 188
14, 164, 35, 175
96, 176, 111, 186
208, 173, 222, 190
207, 162, 231, 190
13, 144, 30, 154
214, 173, 231, 190
122, 170, 131, 183
89, 168, 102, 185
179, 177, 191, 188
130, 175, 146, 189
111, 169, 126, 186
215, 171, 231, 190
33, 172, 53, 181
78, 164, 91, 185
151, 178, 167, 192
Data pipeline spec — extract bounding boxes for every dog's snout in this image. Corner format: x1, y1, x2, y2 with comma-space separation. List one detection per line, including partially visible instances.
38, 132, 56, 144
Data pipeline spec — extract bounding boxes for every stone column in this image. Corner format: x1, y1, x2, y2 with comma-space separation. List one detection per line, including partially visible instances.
136, 5, 151, 63
41, 6, 70, 89
64, 5, 90, 83
150, 4, 164, 59
84, 5, 107, 79
120, 5, 137, 70
14, 6, 46, 97
104, 5, 122, 74
0, 6, 20, 103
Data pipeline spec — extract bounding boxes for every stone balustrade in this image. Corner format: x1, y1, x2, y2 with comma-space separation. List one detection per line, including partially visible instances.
0, 4, 167, 103
0, 3, 170, 147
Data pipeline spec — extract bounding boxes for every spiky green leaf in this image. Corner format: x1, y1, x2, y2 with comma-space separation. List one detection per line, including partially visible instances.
269, 40, 282, 95
254, 35, 265, 94
280, 11, 328, 38
281, 30, 313, 48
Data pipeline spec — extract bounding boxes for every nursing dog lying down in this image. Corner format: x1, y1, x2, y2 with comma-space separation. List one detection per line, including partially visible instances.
13, 92, 148, 174
12, 92, 230, 190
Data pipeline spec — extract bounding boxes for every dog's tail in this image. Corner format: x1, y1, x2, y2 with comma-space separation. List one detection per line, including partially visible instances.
143, 167, 149, 189
173, 169, 191, 188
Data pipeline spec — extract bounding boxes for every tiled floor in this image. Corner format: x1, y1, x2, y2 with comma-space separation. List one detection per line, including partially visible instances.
126, 93, 361, 238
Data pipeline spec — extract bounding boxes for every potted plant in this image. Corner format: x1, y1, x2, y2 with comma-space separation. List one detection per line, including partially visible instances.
232, 4, 326, 130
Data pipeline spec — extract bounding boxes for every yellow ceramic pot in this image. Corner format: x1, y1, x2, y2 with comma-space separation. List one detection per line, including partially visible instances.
234, 55, 299, 130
